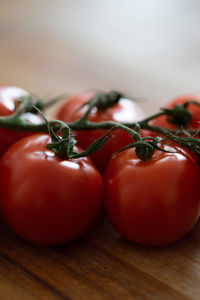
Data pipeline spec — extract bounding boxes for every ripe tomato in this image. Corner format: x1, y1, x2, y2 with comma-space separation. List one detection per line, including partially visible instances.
150, 94, 200, 132
0, 86, 42, 156
55, 91, 144, 173
104, 145, 200, 246
0, 134, 103, 245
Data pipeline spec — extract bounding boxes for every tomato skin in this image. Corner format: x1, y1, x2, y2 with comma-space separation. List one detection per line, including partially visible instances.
150, 94, 200, 132
104, 146, 200, 246
0, 134, 103, 245
0, 86, 42, 156
55, 91, 144, 173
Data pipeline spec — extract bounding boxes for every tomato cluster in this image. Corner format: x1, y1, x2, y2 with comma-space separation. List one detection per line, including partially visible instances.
0, 87, 200, 246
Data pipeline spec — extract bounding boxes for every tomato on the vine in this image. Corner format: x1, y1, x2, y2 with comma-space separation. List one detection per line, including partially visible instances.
55, 91, 144, 173
0, 86, 42, 156
150, 94, 200, 131
0, 134, 103, 245
104, 145, 200, 246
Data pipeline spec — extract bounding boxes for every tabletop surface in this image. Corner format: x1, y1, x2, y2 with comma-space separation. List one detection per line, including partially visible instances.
1, 214, 200, 300
1, 1, 200, 299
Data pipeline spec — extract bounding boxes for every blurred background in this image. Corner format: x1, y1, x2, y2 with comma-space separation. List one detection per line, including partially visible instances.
0, 0, 200, 114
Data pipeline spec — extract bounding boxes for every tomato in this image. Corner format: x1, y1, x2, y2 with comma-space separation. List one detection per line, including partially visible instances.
104, 145, 200, 246
150, 94, 200, 132
55, 91, 144, 173
0, 86, 42, 156
0, 134, 103, 245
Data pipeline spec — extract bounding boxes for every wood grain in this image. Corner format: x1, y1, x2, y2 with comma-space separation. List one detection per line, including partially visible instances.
1, 1, 200, 299
1, 214, 200, 300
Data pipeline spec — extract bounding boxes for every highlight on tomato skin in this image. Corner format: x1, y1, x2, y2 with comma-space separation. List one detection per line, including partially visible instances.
0, 86, 42, 156
104, 145, 200, 246
0, 133, 104, 246
55, 91, 144, 174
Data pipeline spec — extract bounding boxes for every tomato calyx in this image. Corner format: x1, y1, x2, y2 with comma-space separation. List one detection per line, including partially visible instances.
94, 90, 123, 111
46, 123, 115, 160
46, 125, 115, 160
113, 134, 171, 162
111, 123, 169, 162
75, 90, 123, 114
35, 106, 115, 160
183, 99, 200, 109
135, 142, 156, 161
162, 105, 192, 127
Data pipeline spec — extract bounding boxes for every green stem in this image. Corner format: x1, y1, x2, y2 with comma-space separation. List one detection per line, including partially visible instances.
137, 111, 165, 124
11, 96, 32, 119
50, 120, 70, 139
0, 96, 200, 159
0, 113, 197, 141
143, 123, 200, 156
71, 119, 140, 139
41, 94, 68, 110
77, 94, 99, 122
184, 100, 200, 108
0, 116, 47, 132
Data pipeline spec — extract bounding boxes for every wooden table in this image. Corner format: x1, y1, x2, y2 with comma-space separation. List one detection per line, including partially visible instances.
1, 1, 200, 299
0, 213, 200, 300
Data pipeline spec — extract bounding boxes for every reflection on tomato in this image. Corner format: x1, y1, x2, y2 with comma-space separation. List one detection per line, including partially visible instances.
0, 86, 42, 156
56, 91, 144, 173
0, 134, 103, 245
104, 145, 200, 246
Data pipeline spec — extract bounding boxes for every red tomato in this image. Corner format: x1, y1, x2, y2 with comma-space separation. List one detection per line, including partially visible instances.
150, 94, 200, 132
104, 145, 200, 246
0, 86, 42, 156
55, 91, 144, 173
0, 134, 103, 245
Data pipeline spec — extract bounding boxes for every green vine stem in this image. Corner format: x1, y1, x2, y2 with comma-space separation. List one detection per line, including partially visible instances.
0, 91, 200, 161
14, 93, 68, 114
